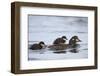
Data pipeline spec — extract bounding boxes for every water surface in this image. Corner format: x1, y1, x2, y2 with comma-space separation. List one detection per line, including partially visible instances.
28, 15, 88, 60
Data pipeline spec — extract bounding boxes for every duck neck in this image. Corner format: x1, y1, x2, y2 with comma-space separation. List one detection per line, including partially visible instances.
39, 44, 43, 49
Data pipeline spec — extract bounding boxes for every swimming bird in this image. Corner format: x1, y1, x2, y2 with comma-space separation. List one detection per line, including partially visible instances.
30, 41, 46, 50
69, 36, 81, 47
48, 36, 81, 50
53, 36, 67, 44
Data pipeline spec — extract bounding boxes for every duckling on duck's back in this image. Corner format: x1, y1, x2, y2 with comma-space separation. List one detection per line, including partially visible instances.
30, 41, 46, 50
48, 36, 82, 50
53, 36, 67, 44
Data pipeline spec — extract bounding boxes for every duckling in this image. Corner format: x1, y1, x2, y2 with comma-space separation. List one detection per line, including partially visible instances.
30, 41, 46, 50
69, 36, 81, 47
53, 36, 67, 44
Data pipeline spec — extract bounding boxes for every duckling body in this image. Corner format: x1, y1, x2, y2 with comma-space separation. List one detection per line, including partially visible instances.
53, 36, 67, 44
30, 41, 46, 50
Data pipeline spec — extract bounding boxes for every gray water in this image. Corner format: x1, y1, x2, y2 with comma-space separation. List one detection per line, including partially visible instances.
28, 15, 88, 60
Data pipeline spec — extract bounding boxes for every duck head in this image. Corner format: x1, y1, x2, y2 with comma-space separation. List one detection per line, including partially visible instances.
69, 36, 81, 46
72, 36, 81, 42
39, 41, 46, 48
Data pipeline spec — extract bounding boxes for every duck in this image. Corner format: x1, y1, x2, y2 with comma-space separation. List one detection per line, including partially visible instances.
53, 36, 67, 44
48, 36, 81, 50
30, 41, 46, 50
69, 36, 81, 47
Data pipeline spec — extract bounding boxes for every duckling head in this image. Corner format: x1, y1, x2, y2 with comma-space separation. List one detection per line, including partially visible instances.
39, 41, 46, 48
62, 36, 68, 40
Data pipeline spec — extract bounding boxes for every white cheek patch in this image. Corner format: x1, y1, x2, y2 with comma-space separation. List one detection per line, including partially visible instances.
41, 44, 45, 48
63, 38, 67, 41
76, 39, 79, 41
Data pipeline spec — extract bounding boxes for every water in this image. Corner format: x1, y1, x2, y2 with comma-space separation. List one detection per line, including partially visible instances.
28, 15, 88, 60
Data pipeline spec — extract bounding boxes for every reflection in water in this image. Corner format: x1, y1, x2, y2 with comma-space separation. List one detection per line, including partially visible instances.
69, 48, 79, 53
28, 42, 88, 60
28, 32, 88, 60
53, 51, 67, 54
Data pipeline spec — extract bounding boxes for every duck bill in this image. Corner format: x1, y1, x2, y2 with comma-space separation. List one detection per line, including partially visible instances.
78, 39, 82, 42
76, 39, 82, 42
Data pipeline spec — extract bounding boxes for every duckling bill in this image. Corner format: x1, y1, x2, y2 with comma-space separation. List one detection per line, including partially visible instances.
30, 41, 46, 50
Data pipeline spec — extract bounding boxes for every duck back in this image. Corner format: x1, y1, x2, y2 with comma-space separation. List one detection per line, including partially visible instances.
30, 44, 42, 50
48, 44, 68, 50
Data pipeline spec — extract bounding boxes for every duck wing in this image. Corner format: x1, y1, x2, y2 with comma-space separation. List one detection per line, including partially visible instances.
48, 44, 68, 50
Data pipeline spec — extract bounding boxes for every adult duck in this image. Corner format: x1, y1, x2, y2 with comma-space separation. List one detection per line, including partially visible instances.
30, 41, 46, 50
48, 36, 81, 50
